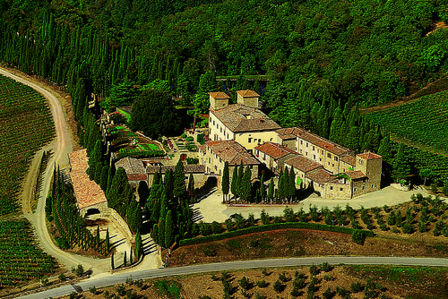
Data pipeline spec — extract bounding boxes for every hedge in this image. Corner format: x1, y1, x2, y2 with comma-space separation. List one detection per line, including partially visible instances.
179, 222, 374, 246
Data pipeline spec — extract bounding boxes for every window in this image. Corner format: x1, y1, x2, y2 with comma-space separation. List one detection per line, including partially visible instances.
270, 138, 273, 141
248, 138, 252, 143
313, 146, 315, 151
340, 188, 343, 191
332, 163, 334, 167
313, 155, 316, 160
371, 184, 374, 188
343, 168, 346, 172
300, 149, 303, 153
263, 153, 266, 160
330, 186, 333, 190
327, 153, 331, 158
328, 162, 330, 166
306, 143, 309, 147
354, 187, 357, 191
301, 140, 303, 145
334, 157, 338, 161
359, 159, 363, 165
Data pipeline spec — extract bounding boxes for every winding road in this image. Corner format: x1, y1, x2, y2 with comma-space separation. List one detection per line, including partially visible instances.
0, 67, 111, 273
18, 256, 448, 298
3, 67, 448, 299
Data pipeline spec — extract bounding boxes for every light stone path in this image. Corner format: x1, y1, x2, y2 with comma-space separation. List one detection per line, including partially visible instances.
193, 185, 434, 222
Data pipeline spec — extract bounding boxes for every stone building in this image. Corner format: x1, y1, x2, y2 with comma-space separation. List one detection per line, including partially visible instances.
208, 92, 281, 151
204, 90, 382, 200
200, 140, 260, 186
146, 164, 206, 190
254, 142, 298, 174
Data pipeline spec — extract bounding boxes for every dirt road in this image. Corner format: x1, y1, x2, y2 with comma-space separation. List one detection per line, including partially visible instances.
0, 67, 112, 273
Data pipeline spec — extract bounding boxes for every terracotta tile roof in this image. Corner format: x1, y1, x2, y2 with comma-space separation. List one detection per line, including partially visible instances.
284, 155, 322, 173
68, 149, 107, 210
146, 164, 205, 174
255, 142, 298, 160
279, 127, 350, 156
306, 168, 337, 184
345, 170, 367, 180
127, 174, 148, 181
209, 91, 230, 99
357, 152, 382, 160
211, 104, 281, 132
341, 154, 356, 166
237, 90, 260, 97
276, 127, 302, 140
206, 140, 260, 166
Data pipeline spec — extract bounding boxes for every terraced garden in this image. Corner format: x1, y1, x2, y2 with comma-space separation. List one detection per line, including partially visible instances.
365, 91, 448, 153
0, 74, 55, 215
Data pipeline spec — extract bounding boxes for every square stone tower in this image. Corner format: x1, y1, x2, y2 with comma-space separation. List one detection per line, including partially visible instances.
209, 92, 230, 111
356, 151, 382, 185
237, 90, 260, 108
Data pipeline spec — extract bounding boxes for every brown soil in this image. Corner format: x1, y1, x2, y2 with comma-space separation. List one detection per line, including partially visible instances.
426, 21, 448, 36
166, 229, 448, 268
60, 265, 448, 299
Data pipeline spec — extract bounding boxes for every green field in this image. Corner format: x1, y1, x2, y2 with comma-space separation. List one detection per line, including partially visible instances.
0, 75, 55, 215
365, 91, 448, 154
0, 221, 55, 287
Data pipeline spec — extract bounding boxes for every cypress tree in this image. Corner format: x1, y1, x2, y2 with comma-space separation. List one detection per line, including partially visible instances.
173, 159, 186, 199
237, 162, 244, 197
164, 210, 174, 248
164, 169, 174, 202
111, 253, 114, 270
96, 225, 100, 248
105, 228, 110, 252
231, 165, 238, 198
152, 223, 159, 244
240, 166, 252, 202
393, 144, 410, 182
222, 162, 229, 203
100, 164, 109, 191
289, 168, 296, 201
135, 230, 142, 258
187, 173, 194, 197
267, 178, 274, 202
259, 174, 266, 202
158, 219, 165, 247
124, 251, 127, 267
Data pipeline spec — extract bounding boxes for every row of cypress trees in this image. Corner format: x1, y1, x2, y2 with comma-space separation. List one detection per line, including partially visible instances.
46, 168, 111, 255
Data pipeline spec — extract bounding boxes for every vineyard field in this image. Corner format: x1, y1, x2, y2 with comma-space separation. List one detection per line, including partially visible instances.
365, 91, 448, 154
0, 74, 55, 215
0, 221, 55, 287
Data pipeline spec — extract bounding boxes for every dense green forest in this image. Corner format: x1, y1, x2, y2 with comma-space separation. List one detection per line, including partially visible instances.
1, 0, 448, 185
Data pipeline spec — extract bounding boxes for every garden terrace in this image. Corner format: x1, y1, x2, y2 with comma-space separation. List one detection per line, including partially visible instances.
0, 74, 55, 215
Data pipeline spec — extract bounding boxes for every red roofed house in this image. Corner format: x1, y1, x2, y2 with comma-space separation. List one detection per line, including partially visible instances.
254, 142, 298, 173
201, 140, 260, 186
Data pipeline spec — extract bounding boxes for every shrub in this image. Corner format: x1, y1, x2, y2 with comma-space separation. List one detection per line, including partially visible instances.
257, 280, 268, 288
89, 286, 97, 294
290, 287, 301, 297
323, 287, 335, 299
273, 280, 285, 293
224, 219, 234, 231
261, 210, 270, 225
255, 294, 266, 299
279, 272, 290, 282
261, 268, 270, 276
58, 273, 66, 282
309, 265, 320, 275
335, 286, 350, 297
196, 134, 205, 144
200, 245, 217, 257
211, 221, 223, 234
402, 222, 414, 234
284, 207, 296, 222
247, 213, 255, 227
186, 157, 199, 164
380, 223, 388, 231
75, 264, 84, 277
418, 221, 427, 233
239, 276, 251, 290
350, 281, 364, 292
199, 222, 212, 236
321, 262, 333, 272
293, 277, 306, 289
323, 275, 334, 281
352, 230, 367, 245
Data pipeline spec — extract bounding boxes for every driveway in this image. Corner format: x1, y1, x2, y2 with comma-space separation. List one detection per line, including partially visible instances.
193, 185, 433, 222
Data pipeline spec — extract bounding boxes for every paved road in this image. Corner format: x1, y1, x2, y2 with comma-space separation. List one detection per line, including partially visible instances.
18, 256, 448, 298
